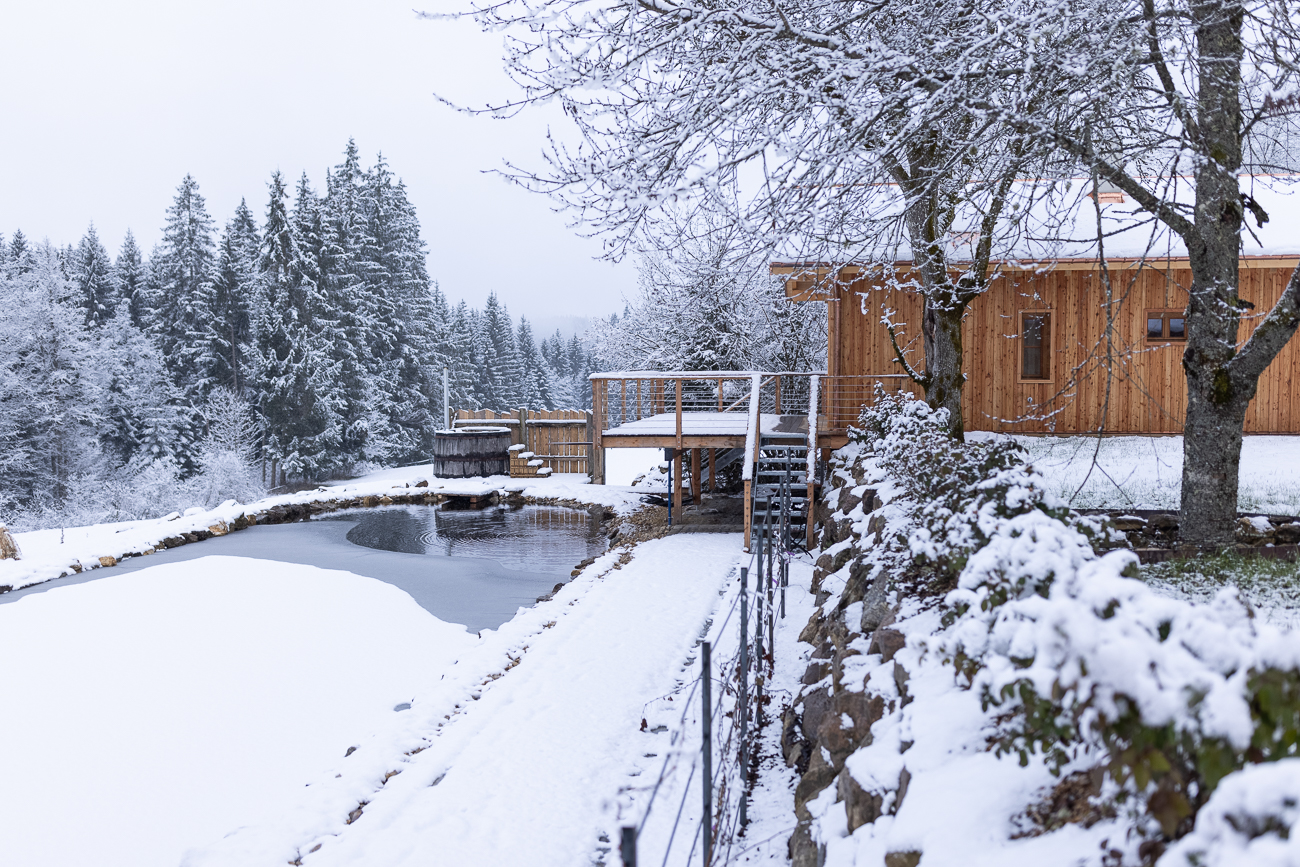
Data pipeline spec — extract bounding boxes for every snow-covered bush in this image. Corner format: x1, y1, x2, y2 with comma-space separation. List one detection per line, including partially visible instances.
845, 394, 1300, 859
853, 389, 1107, 594
1160, 760, 1300, 866
194, 388, 264, 507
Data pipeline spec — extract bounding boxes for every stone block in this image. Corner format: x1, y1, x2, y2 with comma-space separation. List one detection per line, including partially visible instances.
869, 628, 906, 662
0, 523, 21, 561
838, 769, 884, 833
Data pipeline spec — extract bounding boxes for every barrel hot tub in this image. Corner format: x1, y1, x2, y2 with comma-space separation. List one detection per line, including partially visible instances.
433, 427, 512, 478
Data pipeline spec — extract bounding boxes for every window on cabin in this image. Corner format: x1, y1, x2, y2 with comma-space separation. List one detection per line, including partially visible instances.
1021, 312, 1051, 380
1146, 310, 1188, 342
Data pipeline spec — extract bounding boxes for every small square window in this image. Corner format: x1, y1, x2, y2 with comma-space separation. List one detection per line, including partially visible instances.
1021, 312, 1051, 380
1146, 310, 1188, 342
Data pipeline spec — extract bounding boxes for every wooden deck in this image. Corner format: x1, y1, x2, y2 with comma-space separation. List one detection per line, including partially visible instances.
601, 411, 789, 448
592, 372, 830, 549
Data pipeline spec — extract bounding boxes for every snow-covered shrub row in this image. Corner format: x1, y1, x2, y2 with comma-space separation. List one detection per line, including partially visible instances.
791, 394, 1300, 866
852, 390, 1115, 595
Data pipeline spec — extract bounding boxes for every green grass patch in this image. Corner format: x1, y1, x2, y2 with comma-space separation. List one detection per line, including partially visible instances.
1142, 552, 1300, 622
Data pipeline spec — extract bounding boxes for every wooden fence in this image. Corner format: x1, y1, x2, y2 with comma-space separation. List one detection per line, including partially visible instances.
453, 409, 592, 475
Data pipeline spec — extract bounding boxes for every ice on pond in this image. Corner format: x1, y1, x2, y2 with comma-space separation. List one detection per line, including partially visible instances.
323, 503, 609, 574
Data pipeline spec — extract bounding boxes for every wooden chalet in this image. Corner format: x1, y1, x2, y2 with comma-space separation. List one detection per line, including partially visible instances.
589, 178, 1300, 549
774, 254, 1300, 436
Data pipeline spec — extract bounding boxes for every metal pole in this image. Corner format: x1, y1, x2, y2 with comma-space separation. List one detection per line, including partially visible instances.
442, 367, 450, 431
755, 554, 764, 667
701, 641, 713, 866
738, 568, 749, 828
621, 826, 637, 867
774, 457, 785, 621
765, 498, 775, 671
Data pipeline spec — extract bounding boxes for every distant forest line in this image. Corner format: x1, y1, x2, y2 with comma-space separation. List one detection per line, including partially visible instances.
0, 141, 601, 524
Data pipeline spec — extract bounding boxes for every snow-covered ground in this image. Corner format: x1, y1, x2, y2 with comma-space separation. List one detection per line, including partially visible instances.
0, 557, 475, 867
604, 447, 665, 486
181, 534, 746, 867
969, 433, 1300, 513
0, 508, 753, 866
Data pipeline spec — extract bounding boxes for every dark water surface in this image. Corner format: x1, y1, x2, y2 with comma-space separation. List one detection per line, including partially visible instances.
1, 505, 608, 633
325, 504, 609, 573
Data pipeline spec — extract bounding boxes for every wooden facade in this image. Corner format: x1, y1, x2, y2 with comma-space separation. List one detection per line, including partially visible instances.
781, 258, 1300, 434
454, 409, 592, 473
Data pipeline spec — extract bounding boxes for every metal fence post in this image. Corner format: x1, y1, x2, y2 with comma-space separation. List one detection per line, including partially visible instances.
621, 826, 637, 867
738, 567, 749, 828
755, 560, 764, 670
701, 641, 713, 866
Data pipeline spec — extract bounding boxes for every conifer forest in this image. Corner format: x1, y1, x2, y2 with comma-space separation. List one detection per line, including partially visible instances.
0, 141, 599, 527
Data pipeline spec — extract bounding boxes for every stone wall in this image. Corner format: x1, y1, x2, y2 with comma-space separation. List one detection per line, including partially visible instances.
784, 448, 914, 866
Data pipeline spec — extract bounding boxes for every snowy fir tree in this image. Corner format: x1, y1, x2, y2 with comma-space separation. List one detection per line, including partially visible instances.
0, 140, 605, 526
71, 224, 116, 328
113, 230, 149, 330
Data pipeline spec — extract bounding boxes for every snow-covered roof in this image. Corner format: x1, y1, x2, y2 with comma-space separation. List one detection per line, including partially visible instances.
772, 175, 1300, 273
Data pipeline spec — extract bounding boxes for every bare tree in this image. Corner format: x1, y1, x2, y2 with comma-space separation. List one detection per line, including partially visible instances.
427, 0, 1095, 439
970, 0, 1300, 543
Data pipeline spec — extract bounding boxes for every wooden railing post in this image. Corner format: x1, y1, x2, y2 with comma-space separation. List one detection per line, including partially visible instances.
674, 378, 684, 514
590, 381, 605, 484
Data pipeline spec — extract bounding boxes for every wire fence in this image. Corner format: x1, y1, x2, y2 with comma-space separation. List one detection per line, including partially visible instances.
618, 482, 801, 866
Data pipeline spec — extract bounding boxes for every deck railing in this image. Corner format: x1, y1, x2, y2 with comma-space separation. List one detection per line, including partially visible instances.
590, 371, 786, 436
592, 372, 917, 437
815, 374, 914, 433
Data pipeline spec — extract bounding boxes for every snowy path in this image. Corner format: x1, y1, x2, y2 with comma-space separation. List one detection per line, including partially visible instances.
187, 534, 745, 867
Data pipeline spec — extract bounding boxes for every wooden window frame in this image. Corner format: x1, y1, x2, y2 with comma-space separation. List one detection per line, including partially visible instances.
1019, 310, 1053, 383
1145, 309, 1188, 344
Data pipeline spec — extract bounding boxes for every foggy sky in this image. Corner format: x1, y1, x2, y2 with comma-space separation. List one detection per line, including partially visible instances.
0, 0, 634, 322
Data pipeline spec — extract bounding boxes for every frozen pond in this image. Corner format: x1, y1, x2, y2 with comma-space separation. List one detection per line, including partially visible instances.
0, 504, 608, 633
329, 503, 609, 573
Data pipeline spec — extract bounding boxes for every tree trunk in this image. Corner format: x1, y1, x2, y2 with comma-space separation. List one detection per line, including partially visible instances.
1178, 0, 1246, 546
921, 299, 967, 441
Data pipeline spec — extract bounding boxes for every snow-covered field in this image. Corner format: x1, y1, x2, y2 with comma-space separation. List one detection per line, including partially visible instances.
0, 482, 750, 867
970, 433, 1300, 513
180, 534, 745, 867
0, 557, 475, 867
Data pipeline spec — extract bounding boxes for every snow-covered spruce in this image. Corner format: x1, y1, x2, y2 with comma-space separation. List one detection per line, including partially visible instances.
785, 395, 1300, 867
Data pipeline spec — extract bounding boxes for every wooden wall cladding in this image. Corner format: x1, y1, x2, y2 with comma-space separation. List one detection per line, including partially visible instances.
455, 409, 591, 473
832, 265, 1299, 434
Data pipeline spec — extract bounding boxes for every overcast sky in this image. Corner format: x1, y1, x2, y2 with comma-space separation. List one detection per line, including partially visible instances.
0, 0, 635, 323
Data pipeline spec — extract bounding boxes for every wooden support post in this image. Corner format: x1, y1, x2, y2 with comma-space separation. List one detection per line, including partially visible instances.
774, 375, 782, 414
674, 379, 684, 514
621, 827, 637, 867
673, 449, 683, 514
636, 379, 643, 421
807, 481, 817, 550
691, 448, 702, 505
675, 379, 684, 450
743, 479, 752, 550
590, 388, 605, 485
717, 378, 724, 411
